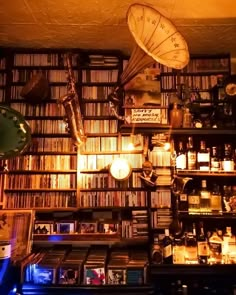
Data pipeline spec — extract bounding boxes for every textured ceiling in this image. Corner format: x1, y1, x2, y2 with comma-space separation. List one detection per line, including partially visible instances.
0, 0, 236, 59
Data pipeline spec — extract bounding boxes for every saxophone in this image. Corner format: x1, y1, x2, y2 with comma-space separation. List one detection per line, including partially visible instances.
59, 53, 86, 147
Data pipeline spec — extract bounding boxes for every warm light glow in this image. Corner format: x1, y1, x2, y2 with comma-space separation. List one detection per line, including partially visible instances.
163, 142, 171, 151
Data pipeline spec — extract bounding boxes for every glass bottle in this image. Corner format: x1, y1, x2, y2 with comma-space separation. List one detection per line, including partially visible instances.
208, 230, 223, 264
210, 183, 222, 214
222, 226, 232, 264
182, 108, 192, 128
176, 141, 186, 170
162, 228, 173, 264
170, 103, 183, 128
187, 136, 196, 170
184, 224, 198, 264
200, 180, 211, 213
197, 140, 210, 171
197, 222, 209, 264
222, 143, 234, 172
188, 188, 200, 214
210, 146, 220, 172
172, 235, 185, 264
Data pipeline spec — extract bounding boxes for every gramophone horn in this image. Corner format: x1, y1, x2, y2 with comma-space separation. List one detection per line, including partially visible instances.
120, 3, 189, 87
0, 104, 31, 159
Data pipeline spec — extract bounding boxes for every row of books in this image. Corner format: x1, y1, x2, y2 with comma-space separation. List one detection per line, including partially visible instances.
151, 208, 173, 229
10, 85, 67, 100
148, 147, 171, 167
27, 119, 67, 134
7, 154, 77, 170
82, 69, 118, 83
4, 191, 77, 209
27, 137, 75, 152
79, 153, 144, 170
12, 69, 77, 83
83, 119, 118, 133
161, 74, 222, 92
160, 57, 230, 73
80, 135, 144, 153
82, 85, 113, 100
13, 53, 73, 66
87, 54, 120, 67
10, 102, 66, 117
84, 102, 114, 116
79, 172, 144, 189
79, 191, 147, 208
5, 174, 76, 189
22, 247, 148, 285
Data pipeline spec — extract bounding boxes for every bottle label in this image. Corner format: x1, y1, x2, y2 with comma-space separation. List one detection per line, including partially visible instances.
173, 246, 185, 264
163, 244, 172, 258
222, 160, 234, 172
188, 195, 200, 205
211, 160, 220, 171
188, 152, 196, 170
176, 154, 186, 169
197, 241, 209, 256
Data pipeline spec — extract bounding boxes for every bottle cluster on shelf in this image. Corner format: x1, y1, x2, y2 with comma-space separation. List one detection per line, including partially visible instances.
174, 136, 236, 172
180, 180, 236, 215
152, 223, 236, 265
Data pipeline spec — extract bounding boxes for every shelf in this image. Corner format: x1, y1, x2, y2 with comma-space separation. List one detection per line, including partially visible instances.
176, 170, 236, 177
178, 211, 236, 219
22, 284, 154, 295
32, 234, 148, 245
4, 188, 77, 192
119, 125, 236, 135
150, 264, 236, 276
6, 170, 77, 174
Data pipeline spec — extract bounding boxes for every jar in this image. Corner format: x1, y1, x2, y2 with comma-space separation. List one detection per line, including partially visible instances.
170, 103, 183, 128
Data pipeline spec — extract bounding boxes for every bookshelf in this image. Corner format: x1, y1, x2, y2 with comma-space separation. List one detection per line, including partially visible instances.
2, 49, 236, 294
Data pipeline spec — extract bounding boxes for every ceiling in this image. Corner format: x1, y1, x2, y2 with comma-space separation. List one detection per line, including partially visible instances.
1, 0, 236, 64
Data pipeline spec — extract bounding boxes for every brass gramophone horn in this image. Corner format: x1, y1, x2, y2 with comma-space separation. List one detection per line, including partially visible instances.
0, 104, 31, 159
120, 3, 190, 87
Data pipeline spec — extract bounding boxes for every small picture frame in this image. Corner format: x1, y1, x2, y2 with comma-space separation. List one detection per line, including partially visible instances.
34, 221, 54, 234
56, 221, 76, 234
79, 222, 97, 234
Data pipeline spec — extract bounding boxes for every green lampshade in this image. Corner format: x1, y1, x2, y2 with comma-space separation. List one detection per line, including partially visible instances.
0, 104, 31, 159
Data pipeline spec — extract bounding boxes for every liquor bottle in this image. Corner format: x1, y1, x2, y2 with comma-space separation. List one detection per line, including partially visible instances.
210, 146, 220, 172
188, 188, 200, 214
222, 143, 234, 172
208, 230, 223, 264
184, 224, 198, 264
197, 222, 209, 264
162, 228, 173, 264
187, 136, 196, 170
222, 226, 232, 264
210, 183, 222, 214
176, 141, 186, 170
200, 180, 211, 213
172, 235, 185, 264
197, 140, 210, 171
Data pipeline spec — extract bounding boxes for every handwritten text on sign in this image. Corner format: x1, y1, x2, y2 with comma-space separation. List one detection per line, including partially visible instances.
131, 109, 161, 123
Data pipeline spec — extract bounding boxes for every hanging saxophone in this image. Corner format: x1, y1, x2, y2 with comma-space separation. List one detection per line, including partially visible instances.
59, 53, 86, 147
